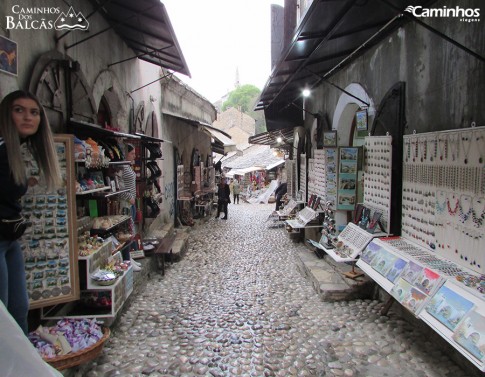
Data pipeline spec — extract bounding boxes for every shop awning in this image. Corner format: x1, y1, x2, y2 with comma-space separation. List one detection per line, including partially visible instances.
265, 160, 285, 170
248, 127, 294, 149
256, 0, 437, 130
204, 127, 237, 154
163, 113, 236, 154
72, 0, 190, 76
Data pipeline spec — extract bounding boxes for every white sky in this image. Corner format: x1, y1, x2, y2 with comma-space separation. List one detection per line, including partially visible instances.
162, 0, 285, 102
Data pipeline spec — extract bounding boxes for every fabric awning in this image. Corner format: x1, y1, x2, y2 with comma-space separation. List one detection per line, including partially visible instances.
87, 0, 190, 76
162, 113, 236, 154
256, 0, 437, 130
265, 160, 285, 170
204, 127, 237, 154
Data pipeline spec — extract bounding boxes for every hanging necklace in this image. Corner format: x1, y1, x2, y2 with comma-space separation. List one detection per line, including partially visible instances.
471, 197, 485, 228
438, 134, 448, 161
461, 132, 472, 165
458, 195, 472, 223
474, 131, 485, 164
418, 138, 427, 162
412, 137, 418, 162
435, 190, 447, 215
405, 139, 411, 162
448, 134, 460, 162
427, 136, 437, 162
447, 194, 459, 216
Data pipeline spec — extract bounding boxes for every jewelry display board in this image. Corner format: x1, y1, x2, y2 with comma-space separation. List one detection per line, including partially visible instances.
325, 222, 376, 262
357, 236, 485, 371
402, 126, 485, 274
363, 135, 392, 234
307, 149, 325, 199
300, 154, 307, 200
324, 148, 338, 208
285, 160, 296, 199
21, 134, 79, 309
285, 206, 318, 229
337, 147, 359, 210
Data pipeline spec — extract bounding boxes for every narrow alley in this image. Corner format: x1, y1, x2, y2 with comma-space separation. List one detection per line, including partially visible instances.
81, 203, 472, 377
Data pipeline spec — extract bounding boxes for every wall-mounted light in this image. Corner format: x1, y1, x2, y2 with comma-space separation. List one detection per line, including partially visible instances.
302, 88, 311, 98
276, 136, 283, 143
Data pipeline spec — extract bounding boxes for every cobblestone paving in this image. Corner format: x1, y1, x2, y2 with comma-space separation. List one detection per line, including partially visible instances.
81, 203, 472, 377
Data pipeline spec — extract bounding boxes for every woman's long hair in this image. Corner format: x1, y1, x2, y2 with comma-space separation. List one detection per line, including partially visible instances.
0, 90, 62, 191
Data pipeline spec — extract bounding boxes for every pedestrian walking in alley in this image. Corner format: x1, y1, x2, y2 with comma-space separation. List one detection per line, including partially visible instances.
232, 177, 241, 204
216, 178, 230, 219
274, 181, 287, 210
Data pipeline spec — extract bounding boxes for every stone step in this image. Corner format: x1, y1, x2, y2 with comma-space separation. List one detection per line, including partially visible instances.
295, 248, 374, 302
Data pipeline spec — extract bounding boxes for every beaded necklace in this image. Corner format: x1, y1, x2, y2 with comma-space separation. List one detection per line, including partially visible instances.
458, 195, 472, 223
438, 134, 448, 161
447, 195, 459, 216
471, 197, 485, 228
435, 191, 447, 215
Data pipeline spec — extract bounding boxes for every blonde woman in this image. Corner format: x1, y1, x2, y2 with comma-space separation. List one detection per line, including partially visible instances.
0, 90, 61, 333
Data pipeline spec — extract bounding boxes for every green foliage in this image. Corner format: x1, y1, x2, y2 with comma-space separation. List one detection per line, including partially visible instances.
222, 84, 261, 113
222, 84, 266, 133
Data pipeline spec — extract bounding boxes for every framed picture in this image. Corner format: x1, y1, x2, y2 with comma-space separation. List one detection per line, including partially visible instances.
0, 35, 18, 76
323, 131, 337, 147
356, 109, 368, 131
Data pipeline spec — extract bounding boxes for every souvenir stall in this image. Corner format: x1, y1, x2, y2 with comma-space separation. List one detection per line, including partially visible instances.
356, 126, 485, 371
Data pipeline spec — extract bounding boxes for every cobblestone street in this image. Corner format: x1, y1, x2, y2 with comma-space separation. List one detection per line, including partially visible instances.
80, 203, 474, 377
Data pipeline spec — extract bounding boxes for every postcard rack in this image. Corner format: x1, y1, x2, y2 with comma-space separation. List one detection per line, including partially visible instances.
356, 236, 485, 371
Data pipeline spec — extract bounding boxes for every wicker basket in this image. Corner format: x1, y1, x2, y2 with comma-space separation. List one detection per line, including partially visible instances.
43, 327, 110, 371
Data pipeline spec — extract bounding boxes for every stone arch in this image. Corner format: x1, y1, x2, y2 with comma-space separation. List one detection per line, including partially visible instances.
92, 70, 129, 131
332, 83, 375, 146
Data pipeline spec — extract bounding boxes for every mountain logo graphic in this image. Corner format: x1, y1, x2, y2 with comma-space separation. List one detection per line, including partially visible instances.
405, 6, 417, 13
54, 6, 89, 31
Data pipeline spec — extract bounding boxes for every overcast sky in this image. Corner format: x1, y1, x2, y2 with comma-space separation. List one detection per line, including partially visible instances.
162, 0, 285, 102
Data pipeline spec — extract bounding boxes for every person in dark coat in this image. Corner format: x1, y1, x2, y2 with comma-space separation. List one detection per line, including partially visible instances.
274, 182, 288, 210
216, 179, 231, 220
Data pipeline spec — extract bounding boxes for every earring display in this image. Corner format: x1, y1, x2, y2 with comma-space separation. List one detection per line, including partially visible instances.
286, 160, 296, 199
363, 135, 392, 233
307, 149, 326, 202
300, 154, 307, 200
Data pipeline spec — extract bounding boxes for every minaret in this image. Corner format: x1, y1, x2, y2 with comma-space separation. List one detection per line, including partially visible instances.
235, 67, 240, 88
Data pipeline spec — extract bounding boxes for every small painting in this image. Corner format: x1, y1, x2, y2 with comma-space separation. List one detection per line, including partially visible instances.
0, 35, 17, 76
356, 109, 368, 131
323, 131, 337, 147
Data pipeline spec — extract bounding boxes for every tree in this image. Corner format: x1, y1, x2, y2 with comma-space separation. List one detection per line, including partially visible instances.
222, 84, 266, 133
222, 84, 260, 113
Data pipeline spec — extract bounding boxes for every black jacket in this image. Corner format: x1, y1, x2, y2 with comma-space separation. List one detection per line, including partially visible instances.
0, 138, 27, 219
274, 183, 287, 198
217, 183, 230, 202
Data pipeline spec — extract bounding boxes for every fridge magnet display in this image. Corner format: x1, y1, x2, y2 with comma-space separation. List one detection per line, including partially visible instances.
20, 135, 79, 309
337, 147, 359, 210
452, 307, 485, 361
424, 284, 474, 331
0, 35, 18, 76
323, 131, 337, 147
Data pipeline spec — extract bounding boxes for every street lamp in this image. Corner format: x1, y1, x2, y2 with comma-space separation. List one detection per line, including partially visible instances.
302, 88, 311, 98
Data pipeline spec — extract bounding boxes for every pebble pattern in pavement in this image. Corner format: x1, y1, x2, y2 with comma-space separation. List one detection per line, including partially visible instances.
81, 203, 472, 377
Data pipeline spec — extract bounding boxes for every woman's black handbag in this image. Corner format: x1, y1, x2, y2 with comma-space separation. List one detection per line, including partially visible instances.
0, 217, 31, 240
